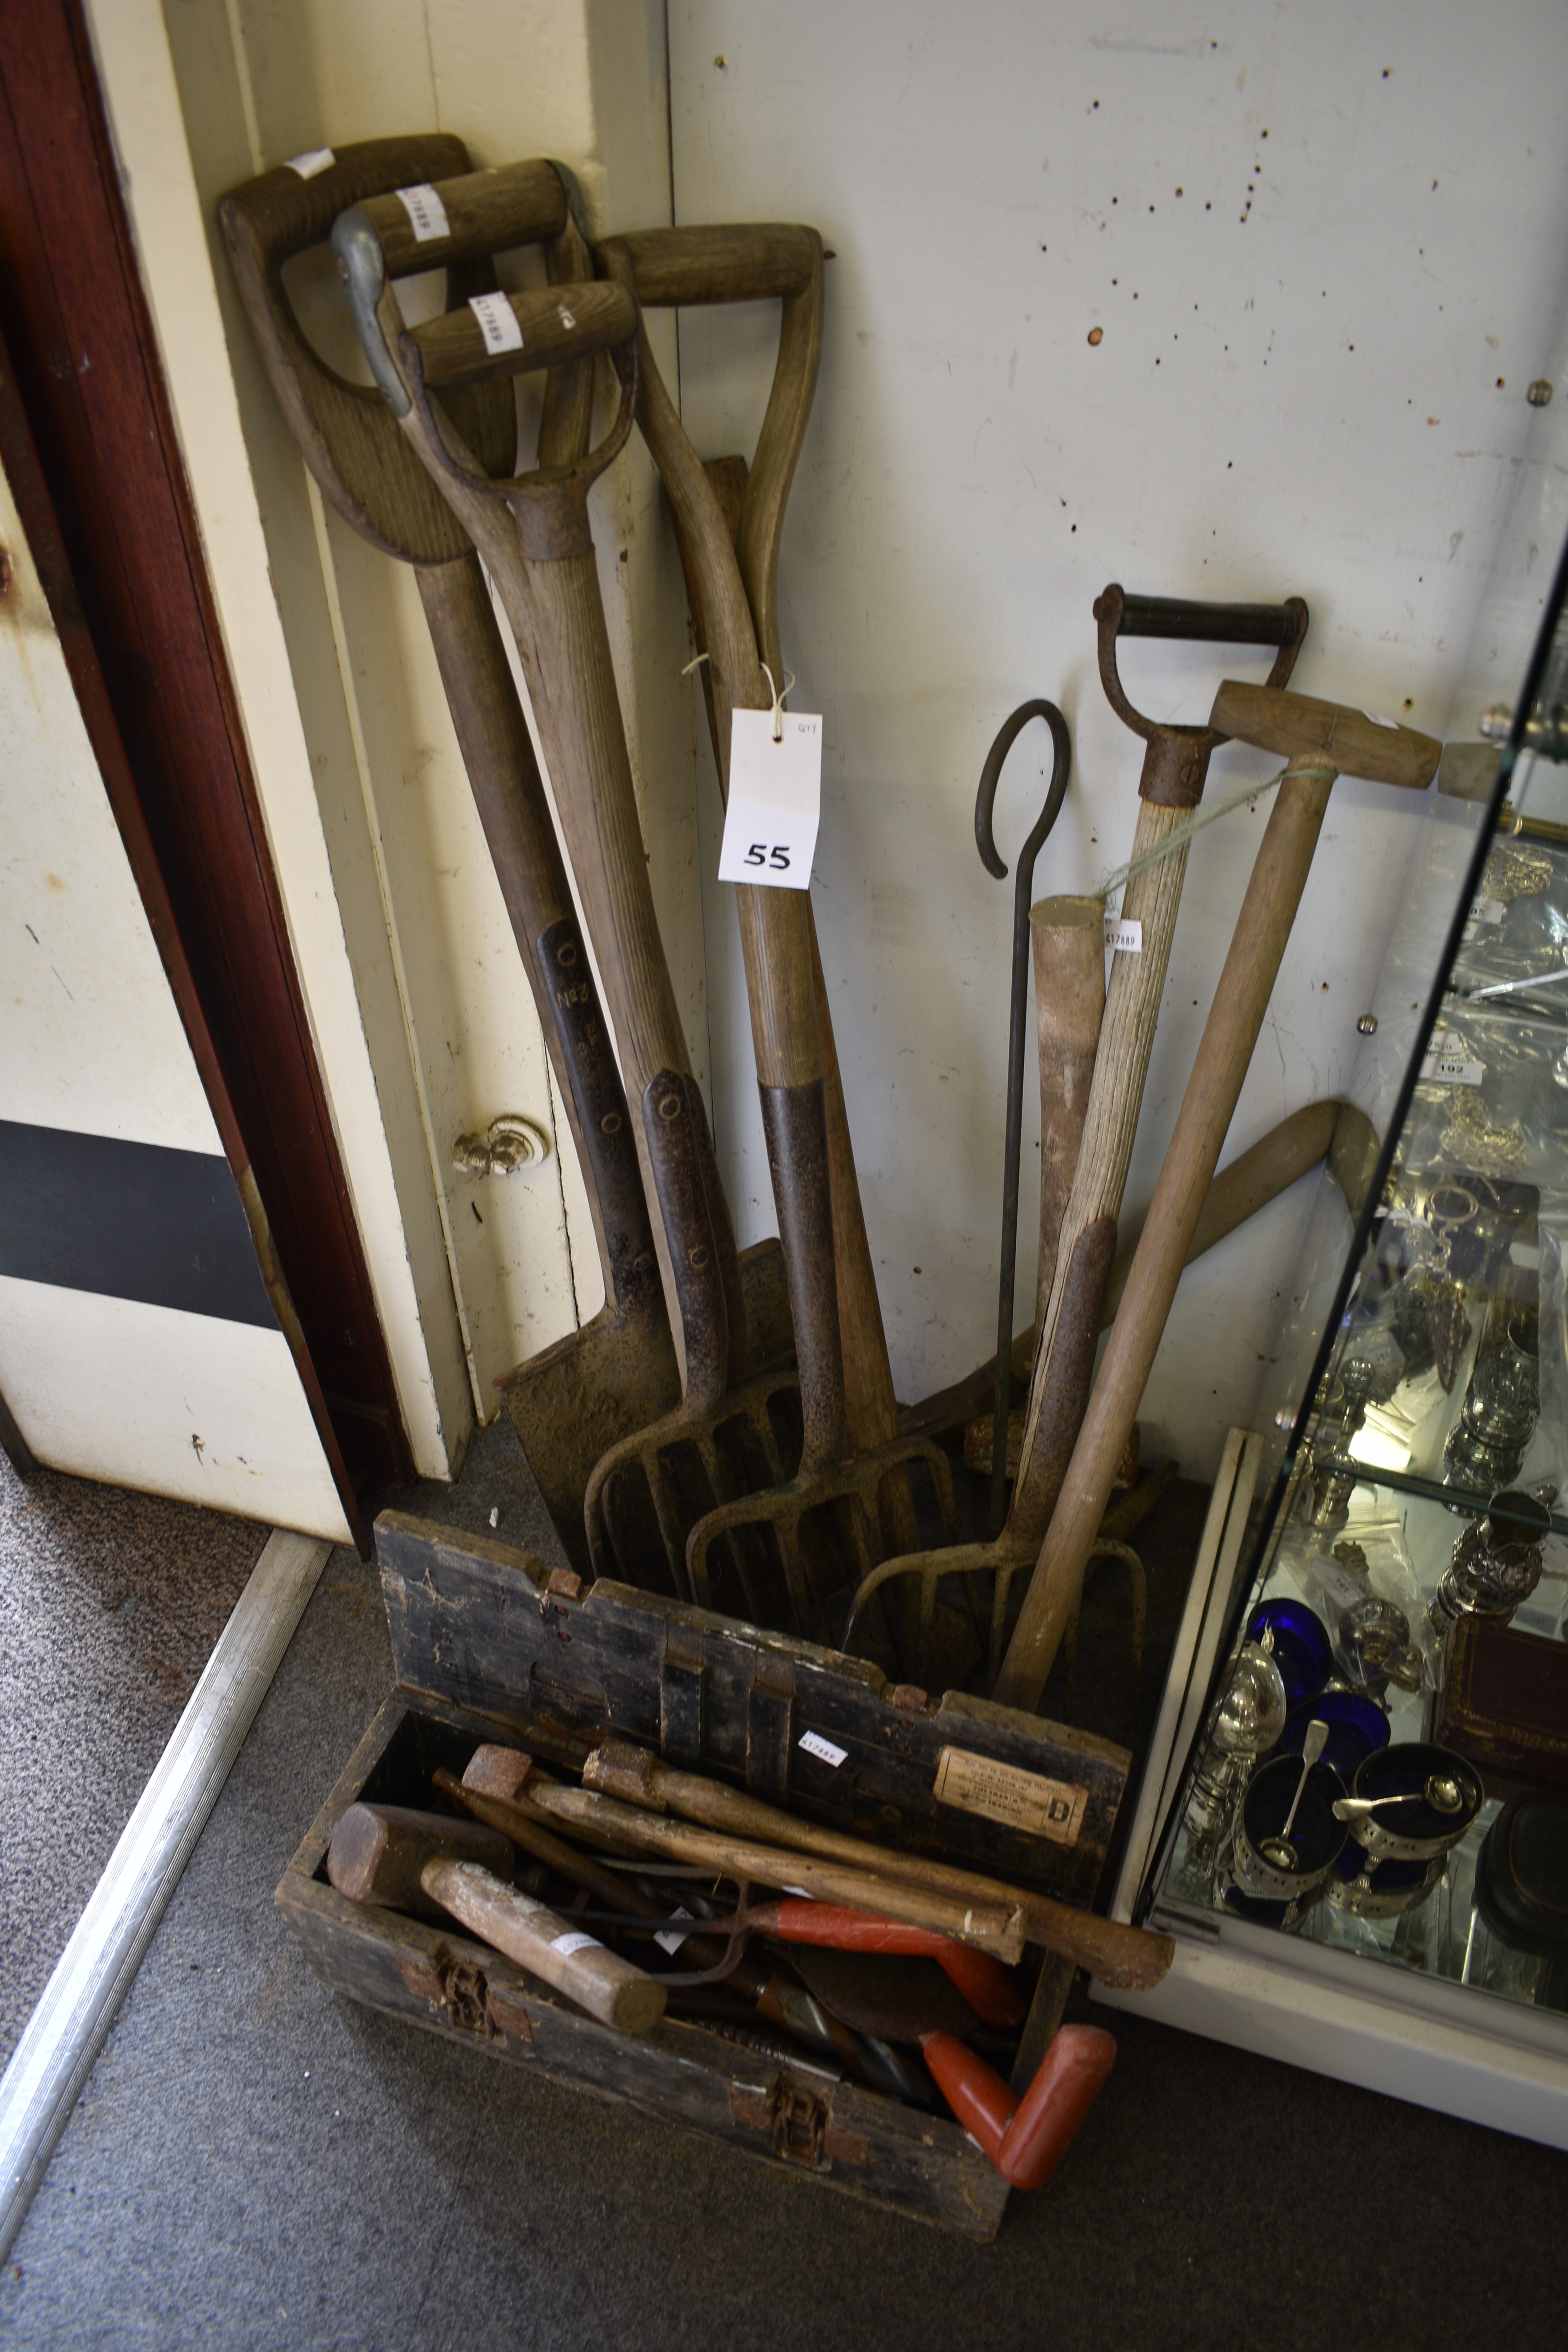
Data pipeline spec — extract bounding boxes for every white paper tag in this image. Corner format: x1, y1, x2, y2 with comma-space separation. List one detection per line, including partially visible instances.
655, 1906, 695, 1957
1104, 915, 1143, 955
1420, 1036, 1484, 1087
783, 1886, 812, 1900
798, 1729, 848, 1768
284, 148, 335, 180
468, 292, 524, 355
1469, 897, 1505, 927
396, 181, 451, 243
1361, 709, 1400, 730
549, 1929, 601, 1958
717, 709, 822, 889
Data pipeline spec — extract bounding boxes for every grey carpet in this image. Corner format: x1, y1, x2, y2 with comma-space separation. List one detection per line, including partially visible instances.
0, 1451, 268, 2064
2, 1430, 1567, 2349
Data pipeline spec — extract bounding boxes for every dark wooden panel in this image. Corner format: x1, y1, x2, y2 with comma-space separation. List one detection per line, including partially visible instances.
0, 0, 411, 1491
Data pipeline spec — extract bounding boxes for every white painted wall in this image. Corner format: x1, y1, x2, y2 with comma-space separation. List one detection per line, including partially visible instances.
665, 0, 1568, 1473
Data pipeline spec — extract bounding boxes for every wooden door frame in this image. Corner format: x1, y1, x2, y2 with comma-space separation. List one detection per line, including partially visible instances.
0, 0, 413, 1529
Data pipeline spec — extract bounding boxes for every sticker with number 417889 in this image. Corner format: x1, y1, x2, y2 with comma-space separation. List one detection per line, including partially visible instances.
743, 844, 792, 870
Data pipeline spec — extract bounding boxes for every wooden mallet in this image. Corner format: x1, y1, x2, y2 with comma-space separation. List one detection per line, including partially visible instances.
326, 1801, 666, 2034
993, 683, 1439, 1712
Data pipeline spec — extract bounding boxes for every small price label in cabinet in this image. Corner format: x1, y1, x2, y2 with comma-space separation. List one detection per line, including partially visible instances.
717, 709, 822, 889
1421, 1036, 1484, 1087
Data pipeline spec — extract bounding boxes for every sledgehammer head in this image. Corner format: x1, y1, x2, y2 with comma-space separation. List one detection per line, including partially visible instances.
326, 1802, 513, 1915
1212, 681, 1440, 790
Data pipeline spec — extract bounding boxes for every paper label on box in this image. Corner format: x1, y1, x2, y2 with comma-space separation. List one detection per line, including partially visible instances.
1104, 915, 1142, 955
655, 1907, 695, 1957
1469, 897, 1506, 927
932, 1746, 1088, 1846
396, 182, 451, 242
1421, 1035, 1484, 1087
798, 1729, 848, 1768
284, 148, 335, 179
717, 709, 822, 889
549, 1930, 601, 1958
469, 292, 524, 355
1361, 709, 1400, 730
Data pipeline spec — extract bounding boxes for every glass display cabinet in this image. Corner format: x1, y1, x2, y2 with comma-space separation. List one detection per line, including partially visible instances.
1099, 356, 1568, 2146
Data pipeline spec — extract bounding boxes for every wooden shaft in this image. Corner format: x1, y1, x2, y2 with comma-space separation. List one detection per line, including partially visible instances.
1007, 797, 1194, 1545
994, 762, 1338, 1710
414, 553, 658, 1322
1029, 897, 1107, 1330
1098, 1096, 1340, 1324
579, 1739, 1170, 1988
601, 223, 819, 307
418, 1856, 665, 2034
356, 158, 567, 277
513, 1777, 1028, 1962
411, 281, 636, 391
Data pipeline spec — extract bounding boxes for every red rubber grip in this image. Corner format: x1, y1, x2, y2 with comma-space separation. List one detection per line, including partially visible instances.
919, 2032, 1015, 2163
998, 2024, 1117, 2190
758, 1900, 1027, 2028
921, 2024, 1117, 2190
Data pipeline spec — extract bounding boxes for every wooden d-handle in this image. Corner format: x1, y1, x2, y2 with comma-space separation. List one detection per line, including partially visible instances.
355, 158, 569, 277
1211, 681, 1440, 789
409, 280, 637, 390
601, 223, 819, 307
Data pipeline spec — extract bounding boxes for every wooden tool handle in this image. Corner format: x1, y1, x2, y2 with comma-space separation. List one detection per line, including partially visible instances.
356, 158, 568, 277
1108, 592, 1306, 647
995, 764, 1339, 1710
1008, 798, 1192, 1547
520, 1778, 1027, 1962
1029, 897, 1107, 1329
599, 223, 819, 307
410, 281, 637, 391
416, 555, 661, 1320
921, 2025, 1115, 2189
1210, 680, 1440, 788
577, 1739, 1172, 1989
220, 134, 472, 268
418, 1857, 665, 2033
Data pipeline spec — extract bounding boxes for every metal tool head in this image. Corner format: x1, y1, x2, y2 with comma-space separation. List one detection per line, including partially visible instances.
325, 1801, 512, 1913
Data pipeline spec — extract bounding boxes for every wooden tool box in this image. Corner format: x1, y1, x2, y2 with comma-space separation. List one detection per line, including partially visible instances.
276, 1511, 1131, 2239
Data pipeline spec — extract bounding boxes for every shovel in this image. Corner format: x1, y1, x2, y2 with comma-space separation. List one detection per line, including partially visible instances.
219, 141, 691, 1576
595, 224, 959, 1632
846, 589, 1309, 1682
992, 684, 1440, 1709
334, 168, 802, 1597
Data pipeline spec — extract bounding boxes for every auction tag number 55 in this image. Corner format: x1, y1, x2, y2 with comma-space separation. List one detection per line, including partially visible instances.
717, 708, 823, 891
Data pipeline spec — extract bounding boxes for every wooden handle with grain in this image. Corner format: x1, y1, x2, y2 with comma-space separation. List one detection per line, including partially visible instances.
601, 223, 819, 306
994, 761, 1340, 1709
356, 158, 568, 277
409, 280, 637, 391
1210, 681, 1440, 788
576, 1738, 1172, 1989
1030, 897, 1106, 1329
492, 1769, 1028, 1962
418, 1857, 666, 2033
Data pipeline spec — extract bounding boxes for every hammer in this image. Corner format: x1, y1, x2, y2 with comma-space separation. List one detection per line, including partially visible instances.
325, 1802, 666, 2034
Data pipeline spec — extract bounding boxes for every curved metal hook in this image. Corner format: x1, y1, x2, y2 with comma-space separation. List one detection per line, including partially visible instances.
974, 698, 1073, 1535
974, 698, 1072, 881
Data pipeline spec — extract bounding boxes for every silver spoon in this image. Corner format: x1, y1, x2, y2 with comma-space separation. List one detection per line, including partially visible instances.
1259, 1719, 1329, 1869
1332, 1774, 1465, 1823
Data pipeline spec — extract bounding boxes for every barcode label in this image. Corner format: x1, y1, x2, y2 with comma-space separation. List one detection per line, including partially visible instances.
549, 1930, 601, 1959
798, 1729, 848, 1768
1104, 916, 1143, 955
396, 182, 450, 243
468, 292, 524, 354
284, 148, 335, 180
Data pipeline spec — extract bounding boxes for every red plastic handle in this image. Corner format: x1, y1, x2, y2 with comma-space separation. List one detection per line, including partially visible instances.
921, 2024, 1117, 2190
758, 1900, 1028, 2028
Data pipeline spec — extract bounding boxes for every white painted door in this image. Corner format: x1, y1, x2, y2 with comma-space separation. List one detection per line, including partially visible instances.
0, 448, 351, 1543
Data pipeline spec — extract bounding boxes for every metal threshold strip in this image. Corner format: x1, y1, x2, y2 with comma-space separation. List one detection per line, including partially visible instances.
0, 1528, 331, 2260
